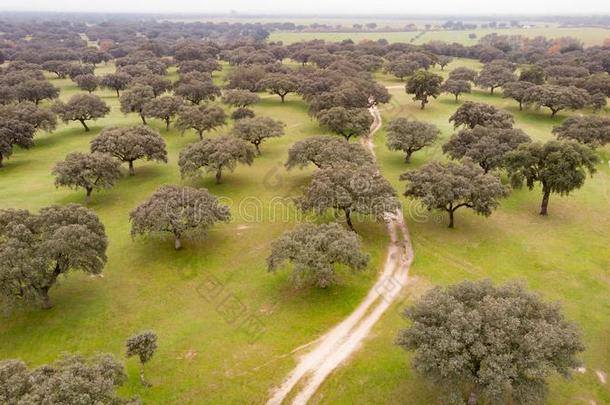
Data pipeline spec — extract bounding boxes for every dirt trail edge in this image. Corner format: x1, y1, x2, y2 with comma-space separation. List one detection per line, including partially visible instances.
267, 106, 414, 405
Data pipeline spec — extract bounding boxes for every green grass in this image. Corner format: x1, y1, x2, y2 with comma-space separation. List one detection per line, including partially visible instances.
1, 58, 609, 404
270, 26, 610, 46
312, 60, 610, 404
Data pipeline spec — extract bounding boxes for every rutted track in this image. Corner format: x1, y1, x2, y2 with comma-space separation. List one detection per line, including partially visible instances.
267, 106, 414, 405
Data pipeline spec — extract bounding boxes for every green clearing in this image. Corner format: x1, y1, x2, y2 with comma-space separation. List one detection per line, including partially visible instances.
0, 57, 609, 405
269, 26, 610, 46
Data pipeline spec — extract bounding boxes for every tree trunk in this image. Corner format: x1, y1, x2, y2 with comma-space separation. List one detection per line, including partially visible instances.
215, 167, 222, 184
128, 160, 135, 176
254, 142, 261, 155
490, 87, 495, 95
79, 119, 90, 132
518, 101, 523, 110
420, 98, 426, 109
174, 235, 182, 250
85, 187, 92, 204
550, 108, 558, 117
40, 288, 53, 309
455, 94, 459, 102
540, 188, 551, 216
405, 151, 412, 163
448, 209, 455, 228
139, 363, 151, 387
165, 118, 170, 131
140, 113, 147, 125
198, 130, 204, 140
467, 391, 477, 405
0, 154, 3, 167
345, 210, 355, 232
280, 93, 285, 103
116, 89, 120, 98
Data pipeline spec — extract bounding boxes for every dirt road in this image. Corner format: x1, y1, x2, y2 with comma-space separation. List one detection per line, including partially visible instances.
267, 106, 414, 405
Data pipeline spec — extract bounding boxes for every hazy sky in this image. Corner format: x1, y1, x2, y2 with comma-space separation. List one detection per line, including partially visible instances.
2, 0, 609, 15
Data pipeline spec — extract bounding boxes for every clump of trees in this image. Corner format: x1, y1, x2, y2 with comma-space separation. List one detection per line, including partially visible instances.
406, 70, 443, 109
231, 116, 285, 154
0, 353, 134, 403
0, 204, 107, 308
178, 136, 255, 183
505, 140, 598, 215
386, 117, 440, 163
285, 135, 373, 170
90, 126, 168, 175
175, 105, 226, 139
397, 279, 584, 405
267, 223, 369, 288
130, 185, 230, 250
126, 331, 157, 387
298, 163, 400, 231
53, 152, 121, 202
53, 94, 110, 132
401, 159, 509, 228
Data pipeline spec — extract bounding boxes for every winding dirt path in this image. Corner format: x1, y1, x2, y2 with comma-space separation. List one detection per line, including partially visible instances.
267, 106, 414, 405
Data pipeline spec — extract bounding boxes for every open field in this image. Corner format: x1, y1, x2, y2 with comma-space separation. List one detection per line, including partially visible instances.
0, 55, 609, 405
270, 26, 610, 46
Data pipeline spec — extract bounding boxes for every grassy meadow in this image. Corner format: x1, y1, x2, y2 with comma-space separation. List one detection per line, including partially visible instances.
270, 26, 610, 46
0, 56, 608, 405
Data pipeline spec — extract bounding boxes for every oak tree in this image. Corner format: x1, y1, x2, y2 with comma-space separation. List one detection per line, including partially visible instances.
317, 107, 373, 140
175, 104, 226, 140
405, 69, 443, 109
505, 140, 598, 215
552, 116, 610, 147
386, 117, 440, 163
267, 223, 369, 288
53, 152, 121, 202
401, 159, 509, 228
178, 135, 255, 183
129, 185, 230, 249
397, 279, 584, 405
0, 204, 107, 308
126, 331, 157, 387
285, 135, 373, 170
91, 126, 168, 175
231, 116, 285, 154
119, 84, 154, 124
443, 126, 531, 173
298, 162, 400, 231
53, 94, 110, 132
449, 101, 514, 129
